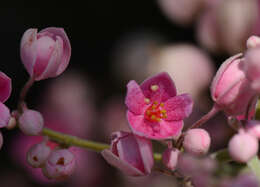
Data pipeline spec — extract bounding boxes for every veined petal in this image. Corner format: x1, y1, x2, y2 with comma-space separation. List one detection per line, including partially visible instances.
125, 80, 146, 115
140, 72, 177, 103
164, 94, 193, 121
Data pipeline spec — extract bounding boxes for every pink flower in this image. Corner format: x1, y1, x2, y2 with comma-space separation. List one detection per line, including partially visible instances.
101, 131, 154, 176
42, 149, 76, 180
20, 27, 71, 80
211, 54, 256, 116
126, 72, 193, 139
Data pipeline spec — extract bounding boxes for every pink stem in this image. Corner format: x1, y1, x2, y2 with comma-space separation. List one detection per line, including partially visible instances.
189, 104, 220, 129
18, 77, 35, 112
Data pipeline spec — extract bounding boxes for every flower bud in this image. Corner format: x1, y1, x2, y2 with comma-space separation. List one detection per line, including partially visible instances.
19, 110, 44, 135
42, 149, 76, 180
20, 27, 71, 81
0, 102, 11, 128
211, 54, 256, 116
247, 36, 260, 49
101, 131, 154, 176
244, 47, 260, 92
162, 148, 179, 170
183, 128, 211, 156
228, 132, 258, 163
27, 142, 51, 168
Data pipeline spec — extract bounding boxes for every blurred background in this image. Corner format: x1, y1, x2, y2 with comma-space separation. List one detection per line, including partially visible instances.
0, 0, 259, 186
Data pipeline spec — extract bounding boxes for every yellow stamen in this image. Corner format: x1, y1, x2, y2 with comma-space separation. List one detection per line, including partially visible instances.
151, 115, 156, 120
154, 101, 158, 105
161, 109, 166, 114
144, 98, 150, 104
146, 110, 151, 115
160, 103, 164, 107
151, 85, 159, 92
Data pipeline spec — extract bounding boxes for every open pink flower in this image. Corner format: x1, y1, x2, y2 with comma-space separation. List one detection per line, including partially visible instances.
126, 72, 193, 140
102, 131, 153, 176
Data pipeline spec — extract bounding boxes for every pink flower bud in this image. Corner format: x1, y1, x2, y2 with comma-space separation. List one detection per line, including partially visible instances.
228, 132, 258, 163
183, 128, 211, 156
244, 47, 260, 92
162, 148, 179, 170
19, 110, 44, 135
0, 72, 11, 103
101, 131, 154, 176
42, 149, 76, 180
247, 36, 260, 49
20, 27, 71, 81
0, 102, 11, 128
27, 142, 51, 168
211, 54, 256, 116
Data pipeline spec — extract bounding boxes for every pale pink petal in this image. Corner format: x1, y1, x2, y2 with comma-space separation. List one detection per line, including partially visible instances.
0, 72, 11, 103
116, 134, 145, 173
0, 102, 10, 128
135, 135, 154, 174
127, 111, 183, 139
125, 80, 146, 114
36, 36, 63, 80
39, 27, 71, 76
20, 29, 38, 76
140, 72, 177, 102
101, 149, 144, 176
164, 94, 193, 121
210, 53, 243, 100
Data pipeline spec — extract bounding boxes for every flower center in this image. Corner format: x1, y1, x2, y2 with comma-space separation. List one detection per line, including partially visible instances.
145, 101, 167, 122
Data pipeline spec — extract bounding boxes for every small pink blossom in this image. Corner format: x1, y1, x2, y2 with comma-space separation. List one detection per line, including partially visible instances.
42, 149, 76, 180
126, 72, 193, 140
19, 109, 44, 136
211, 54, 256, 116
101, 131, 154, 176
27, 142, 51, 168
228, 132, 258, 163
183, 128, 211, 156
20, 27, 71, 80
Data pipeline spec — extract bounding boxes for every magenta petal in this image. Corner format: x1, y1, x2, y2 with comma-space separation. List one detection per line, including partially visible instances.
36, 36, 63, 80
135, 135, 154, 174
117, 135, 145, 173
101, 149, 144, 176
125, 80, 146, 114
140, 72, 177, 102
164, 94, 193, 121
20, 28, 38, 76
127, 111, 183, 139
0, 102, 10, 128
0, 72, 11, 103
39, 27, 71, 76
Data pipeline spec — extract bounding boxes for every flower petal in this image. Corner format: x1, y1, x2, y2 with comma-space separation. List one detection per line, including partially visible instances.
116, 134, 145, 173
140, 72, 177, 102
135, 135, 154, 174
20, 28, 38, 76
125, 80, 146, 114
0, 102, 10, 128
39, 27, 71, 76
101, 149, 144, 176
127, 111, 183, 140
0, 72, 11, 103
164, 94, 193, 121
36, 36, 63, 80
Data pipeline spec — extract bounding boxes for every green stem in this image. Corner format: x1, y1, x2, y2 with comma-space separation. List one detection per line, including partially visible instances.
42, 128, 162, 161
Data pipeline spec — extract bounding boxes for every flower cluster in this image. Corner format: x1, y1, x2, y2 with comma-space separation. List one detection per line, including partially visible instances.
1, 26, 260, 187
